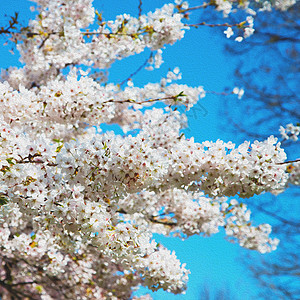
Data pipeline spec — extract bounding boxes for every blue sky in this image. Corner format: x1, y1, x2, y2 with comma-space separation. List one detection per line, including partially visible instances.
0, 1, 283, 299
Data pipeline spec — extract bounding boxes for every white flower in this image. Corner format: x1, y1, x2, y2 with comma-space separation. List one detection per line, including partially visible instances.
235, 36, 244, 42
233, 87, 245, 99
224, 27, 234, 38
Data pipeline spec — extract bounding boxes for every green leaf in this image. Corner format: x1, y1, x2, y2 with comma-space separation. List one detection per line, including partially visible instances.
35, 285, 43, 293
177, 91, 187, 97
6, 158, 15, 165
55, 144, 64, 153
0, 166, 10, 174
53, 138, 63, 143
0, 196, 8, 206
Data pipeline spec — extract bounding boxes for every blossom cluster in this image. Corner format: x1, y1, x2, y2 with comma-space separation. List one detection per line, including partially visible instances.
224, 199, 279, 253
279, 123, 300, 141
3, 1, 188, 89
120, 188, 280, 254
0, 0, 296, 299
206, 0, 296, 16
0, 101, 288, 298
0, 68, 205, 141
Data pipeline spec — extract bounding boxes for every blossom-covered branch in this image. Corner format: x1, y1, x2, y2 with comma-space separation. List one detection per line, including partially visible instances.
0, 0, 297, 299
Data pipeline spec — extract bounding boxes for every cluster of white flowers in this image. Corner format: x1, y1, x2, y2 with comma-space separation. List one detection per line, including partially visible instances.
213, 0, 296, 16
259, 0, 297, 11
0, 68, 206, 139
224, 199, 279, 253
119, 188, 281, 254
3, 2, 188, 90
0, 99, 288, 297
0, 0, 297, 299
244, 16, 255, 38
232, 86, 245, 99
146, 49, 164, 70
223, 16, 255, 41
279, 123, 300, 141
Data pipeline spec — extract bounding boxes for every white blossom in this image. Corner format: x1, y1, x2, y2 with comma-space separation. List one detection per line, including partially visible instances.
224, 27, 234, 38
0, 0, 296, 298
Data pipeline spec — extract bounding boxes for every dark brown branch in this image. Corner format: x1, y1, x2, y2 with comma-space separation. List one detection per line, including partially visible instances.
102, 94, 185, 105
277, 159, 300, 165
188, 21, 249, 29
117, 208, 177, 226
0, 12, 19, 36
9, 281, 37, 286
149, 215, 177, 226
138, 0, 143, 17
15, 153, 57, 166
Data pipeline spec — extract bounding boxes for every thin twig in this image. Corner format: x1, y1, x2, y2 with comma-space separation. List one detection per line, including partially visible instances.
178, 3, 211, 12
138, 0, 143, 17
277, 159, 300, 165
119, 52, 153, 86
187, 22, 249, 28
102, 95, 180, 105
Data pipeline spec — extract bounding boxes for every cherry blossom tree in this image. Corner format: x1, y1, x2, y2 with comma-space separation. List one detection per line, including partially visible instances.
0, 0, 298, 299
